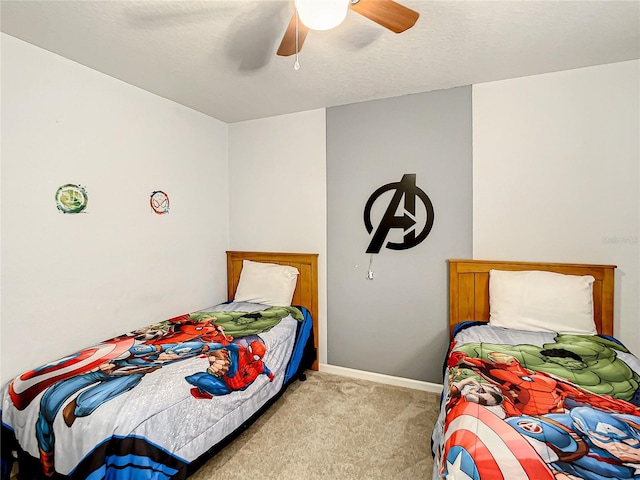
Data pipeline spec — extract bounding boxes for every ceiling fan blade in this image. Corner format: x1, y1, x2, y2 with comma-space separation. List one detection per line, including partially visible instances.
349, 0, 419, 33
277, 13, 309, 56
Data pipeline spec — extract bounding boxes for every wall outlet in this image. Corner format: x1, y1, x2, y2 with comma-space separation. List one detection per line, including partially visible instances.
367, 270, 374, 280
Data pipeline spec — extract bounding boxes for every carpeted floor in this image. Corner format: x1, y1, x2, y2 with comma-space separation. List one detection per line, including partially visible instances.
190, 371, 442, 479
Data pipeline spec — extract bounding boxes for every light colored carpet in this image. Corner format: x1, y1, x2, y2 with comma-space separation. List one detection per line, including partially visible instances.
190, 371, 441, 479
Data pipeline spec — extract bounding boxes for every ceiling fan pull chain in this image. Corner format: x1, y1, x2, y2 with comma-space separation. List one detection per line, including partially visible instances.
294, 8, 301, 70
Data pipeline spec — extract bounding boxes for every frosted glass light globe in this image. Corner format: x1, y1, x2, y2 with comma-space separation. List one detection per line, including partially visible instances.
294, 0, 350, 31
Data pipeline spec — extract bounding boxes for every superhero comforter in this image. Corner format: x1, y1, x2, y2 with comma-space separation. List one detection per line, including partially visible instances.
431, 323, 640, 480
1, 302, 315, 480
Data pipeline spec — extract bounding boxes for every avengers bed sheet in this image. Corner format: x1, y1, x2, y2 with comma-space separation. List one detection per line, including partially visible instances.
431, 322, 640, 480
1, 302, 315, 480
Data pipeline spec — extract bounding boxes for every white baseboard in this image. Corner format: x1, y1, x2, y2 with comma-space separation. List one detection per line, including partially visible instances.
318, 363, 443, 394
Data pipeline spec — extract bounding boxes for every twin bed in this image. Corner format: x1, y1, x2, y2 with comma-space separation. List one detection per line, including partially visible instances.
1, 251, 318, 479
5, 253, 639, 480
433, 259, 640, 480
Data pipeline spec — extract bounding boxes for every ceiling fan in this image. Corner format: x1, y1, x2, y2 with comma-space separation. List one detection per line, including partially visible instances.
276, 0, 420, 57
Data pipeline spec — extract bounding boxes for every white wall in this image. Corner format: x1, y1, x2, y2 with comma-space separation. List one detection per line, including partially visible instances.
227, 111, 327, 364
473, 60, 640, 355
1, 34, 230, 385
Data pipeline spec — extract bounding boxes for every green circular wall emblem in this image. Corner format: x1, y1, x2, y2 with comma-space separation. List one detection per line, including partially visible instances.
55, 184, 88, 214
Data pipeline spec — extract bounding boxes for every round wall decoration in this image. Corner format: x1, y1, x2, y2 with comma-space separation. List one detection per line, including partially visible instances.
55, 184, 88, 214
150, 190, 170, 215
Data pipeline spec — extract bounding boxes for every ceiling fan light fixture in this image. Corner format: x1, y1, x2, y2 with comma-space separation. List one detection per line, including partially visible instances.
294, 0, 350, 31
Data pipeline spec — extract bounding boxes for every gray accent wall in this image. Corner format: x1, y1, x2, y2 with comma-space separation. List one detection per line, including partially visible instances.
326, 87, 472, 383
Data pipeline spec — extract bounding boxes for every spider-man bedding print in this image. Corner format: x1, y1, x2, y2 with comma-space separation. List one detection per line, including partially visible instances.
432, 323, 640, 480
1, 303, 315, 479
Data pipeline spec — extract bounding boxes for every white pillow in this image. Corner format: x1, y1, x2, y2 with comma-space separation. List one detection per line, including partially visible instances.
234, 260, 299, 307
488, 269, 596, 335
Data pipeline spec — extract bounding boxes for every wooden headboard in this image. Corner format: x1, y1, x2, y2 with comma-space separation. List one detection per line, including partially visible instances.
448, 259, 616, 337
226, 251, 319, 370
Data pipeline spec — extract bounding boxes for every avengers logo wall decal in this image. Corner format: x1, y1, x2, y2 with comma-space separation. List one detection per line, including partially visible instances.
150, 190, 170, 215
55, 184, 88, 214
364, 174, 434, 254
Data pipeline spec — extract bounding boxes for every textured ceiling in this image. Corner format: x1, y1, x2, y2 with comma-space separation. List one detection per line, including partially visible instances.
2, 0, 639, 123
